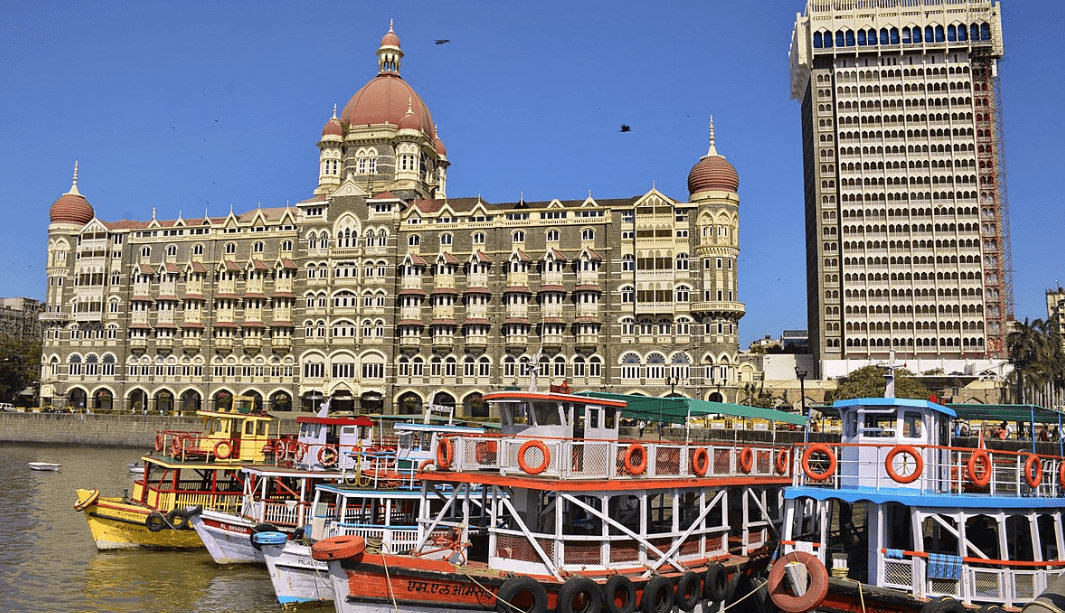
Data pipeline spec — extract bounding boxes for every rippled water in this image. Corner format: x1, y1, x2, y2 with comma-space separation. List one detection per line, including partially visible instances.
0, 442, 330, 613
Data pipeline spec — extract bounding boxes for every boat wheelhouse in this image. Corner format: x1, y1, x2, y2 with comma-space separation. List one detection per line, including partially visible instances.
781, 393, 1065, 612
314, 387, 806, 613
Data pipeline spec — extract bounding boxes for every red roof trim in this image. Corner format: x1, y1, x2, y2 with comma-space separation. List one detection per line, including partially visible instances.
270, 321, 294, 327
398, 288, 427, 296
463, 286, 491, 294
503, 286, 531, 293
397, 319, 424, 326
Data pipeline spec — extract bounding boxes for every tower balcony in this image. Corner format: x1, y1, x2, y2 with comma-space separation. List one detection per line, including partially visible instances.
690, 301, 746, 317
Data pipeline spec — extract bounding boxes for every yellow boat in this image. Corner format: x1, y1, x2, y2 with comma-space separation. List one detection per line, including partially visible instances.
74, 395, 282, 550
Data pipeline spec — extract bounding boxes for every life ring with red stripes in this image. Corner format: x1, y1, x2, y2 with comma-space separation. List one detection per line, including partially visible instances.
154, 433, 164, 452
436, 437, 454, 470
275, 442, 289, 463
623, 443, 647, 476
802, 444, 837, 482
518, 440, 551, 475
775, 449, 790, 475
967, 449, 992, 487
318, 445, 338, 467
1024, 454, 1042, 488
738, 447, 754, 473
1058, 462, 1065, 490
885, 445, 923, 484
214, 440, 233, 460
691, 447, 710, 477
766, 551, 829, 613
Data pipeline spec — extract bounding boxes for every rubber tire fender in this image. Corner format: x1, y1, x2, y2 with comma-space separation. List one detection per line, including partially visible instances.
603, 575, 637, 613
640, 576, 674, 613
145, 511, 166, 532
675, 571, 701, 612
703, 563, 728, 603
919, 597, 966, 613
557, 576, 602, 613
495, 575, 548, 613
166, 508, 190, 530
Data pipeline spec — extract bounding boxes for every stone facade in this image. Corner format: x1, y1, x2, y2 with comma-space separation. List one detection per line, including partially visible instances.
39, 25, 748, 417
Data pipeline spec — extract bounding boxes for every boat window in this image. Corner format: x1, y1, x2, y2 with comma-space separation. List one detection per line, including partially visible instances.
1038, 514, 1059, 561
398, 432, 413, 450
923, 515, 959, 555
1006, 515, 1035, 562
588, 408, 599, 429
531, 401, 562, 426
604, 408, 616, 429
964, 515, 998, 559
861, 413, 896, 437
884, 503, 913, 550
902, 412, 923, 438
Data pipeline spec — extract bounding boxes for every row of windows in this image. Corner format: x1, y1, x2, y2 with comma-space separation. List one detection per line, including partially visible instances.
844, 337, 986, 348
139, 241, 294, 259
813, 23, 993, 49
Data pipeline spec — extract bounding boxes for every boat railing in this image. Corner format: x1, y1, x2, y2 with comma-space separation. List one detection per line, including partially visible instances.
331, 523, 447, 555
153, 430, 274, 463
256, 498, 306, 528
791, 441, 1065, 497
877, 548, 1064, 608
272, 440, 400, 472
434, 434, 793, 481
487, 523, 730, 573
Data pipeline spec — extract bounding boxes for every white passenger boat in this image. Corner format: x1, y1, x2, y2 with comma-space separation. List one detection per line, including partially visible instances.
311, 385, 805, 613
776, 368, 1065, 613
29, 462, 61, 471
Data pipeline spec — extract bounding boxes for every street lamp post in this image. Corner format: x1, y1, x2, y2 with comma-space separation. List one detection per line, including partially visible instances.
795, 367, 809, 443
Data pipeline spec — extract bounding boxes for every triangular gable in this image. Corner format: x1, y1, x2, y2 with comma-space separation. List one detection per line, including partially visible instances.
545, 248, 567, 262
579, 247, 602, 262
436, 252, 458, 265
579, 196, 599, 208
469, 251, 492, 264
83, 219, 109, 234
403, 252, 427, 267
186, 261, 208, 273
633, 188, 675, 208
330, 172, 369, 198
509, 249, 532, 263
546, 199, 565, 209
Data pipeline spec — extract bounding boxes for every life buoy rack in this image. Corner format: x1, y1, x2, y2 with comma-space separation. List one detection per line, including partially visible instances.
318, 445, 338, 467
623, 443, 648, 476
1024, 454, 1042, 488
885, 445, 923, 484
154, 433, 164, 452
310, 534, 367, 561
691, 447, 710, 477
214, 440, 233, 460
518, 440, 551, 475
475, 440, 498, 464
436, 437, 455, 470
801, 444, 837, 482
738, 447, 754, 473
966, 449, 992, 488
73, 488, 100, 511
766, 551, 829, 613
775, 449, 790, 475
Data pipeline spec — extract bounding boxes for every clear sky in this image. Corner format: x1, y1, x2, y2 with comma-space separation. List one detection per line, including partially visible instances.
1, 0, 1061, 348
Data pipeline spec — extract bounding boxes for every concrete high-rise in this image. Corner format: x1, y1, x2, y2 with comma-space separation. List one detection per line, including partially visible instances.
789, 0, 1012, 371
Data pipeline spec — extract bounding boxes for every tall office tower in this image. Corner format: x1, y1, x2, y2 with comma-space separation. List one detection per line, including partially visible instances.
789, 0, 1011, 369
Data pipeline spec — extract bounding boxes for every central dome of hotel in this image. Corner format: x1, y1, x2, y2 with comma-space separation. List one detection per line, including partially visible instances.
339, 22, 436, 139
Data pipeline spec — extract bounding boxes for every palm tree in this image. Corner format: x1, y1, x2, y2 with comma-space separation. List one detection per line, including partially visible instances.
1006, 318, 1065, 405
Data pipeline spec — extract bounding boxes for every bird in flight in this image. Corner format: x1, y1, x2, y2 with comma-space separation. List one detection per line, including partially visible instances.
435, 39, 450, 45
619, 124, 631, 132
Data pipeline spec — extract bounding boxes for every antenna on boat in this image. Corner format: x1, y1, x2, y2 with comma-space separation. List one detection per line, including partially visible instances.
881, 350, 905, 398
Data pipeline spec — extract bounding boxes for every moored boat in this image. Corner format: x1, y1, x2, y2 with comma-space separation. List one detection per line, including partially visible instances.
29, 462, 61, 471
312, 386, 805, 613
73, 395, 281, 550
777, 368, 1065, 612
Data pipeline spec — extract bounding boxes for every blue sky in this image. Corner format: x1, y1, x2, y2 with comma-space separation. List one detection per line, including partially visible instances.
1, 1, 1061, 348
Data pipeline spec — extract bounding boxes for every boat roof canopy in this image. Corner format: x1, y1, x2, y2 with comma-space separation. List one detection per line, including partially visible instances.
945, 403, 1065, 424
577, 391, 808, 426
834, 397, 958, 418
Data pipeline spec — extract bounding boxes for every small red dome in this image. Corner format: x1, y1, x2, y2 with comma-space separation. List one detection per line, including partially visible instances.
688, 155, 739, 195
322, 116, 343, 138
50, 192, 94, 225
381, 29, 400, 48
434, 137, 447, 156
397, 107, 420, 131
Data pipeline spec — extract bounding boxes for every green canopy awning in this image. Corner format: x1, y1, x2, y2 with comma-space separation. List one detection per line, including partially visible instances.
945, 403, 1065, 424
577, 391, 808, 426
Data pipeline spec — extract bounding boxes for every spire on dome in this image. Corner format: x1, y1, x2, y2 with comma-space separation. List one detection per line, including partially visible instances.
67, 160, 82, 196
378, 21, 404, 75
332, 104, 337, 119
705, 115, 719, 158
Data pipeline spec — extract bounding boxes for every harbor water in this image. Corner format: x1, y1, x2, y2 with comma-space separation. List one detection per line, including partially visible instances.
0, 441, 330, 612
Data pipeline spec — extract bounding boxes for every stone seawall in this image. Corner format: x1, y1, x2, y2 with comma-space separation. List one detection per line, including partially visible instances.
0, 412, 300, 448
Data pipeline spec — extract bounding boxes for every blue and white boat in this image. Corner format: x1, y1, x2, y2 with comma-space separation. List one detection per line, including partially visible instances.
777, 370, 1065, 613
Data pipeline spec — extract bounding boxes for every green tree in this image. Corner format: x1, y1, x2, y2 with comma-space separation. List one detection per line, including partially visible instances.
0, 335, 41, 404
1007, 318, 1065, 405
833, 365, 931, 401
739, 381, 779, 409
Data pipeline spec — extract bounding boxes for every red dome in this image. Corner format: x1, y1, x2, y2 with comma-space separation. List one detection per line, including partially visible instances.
49, 192, 94, 225
340, 74, 435, 138
322, 116, 343, 138
687, 155, 739, 195
434, 136, 447, 156
381, 29, 400, 48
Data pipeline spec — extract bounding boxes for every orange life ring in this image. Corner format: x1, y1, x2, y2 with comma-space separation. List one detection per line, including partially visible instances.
310, 534, 367, 561
775, 449, 790, 475
623, 443, 648, 476
154, 433, 164, 452
318, 445, 338, 467
436, 437, 454, 470
73, 488, 100, 511
170, 438, 182, 456
1059, 461, 1065, 490
738, 447, 754, 473
691, 447, 710, 477
967, 449, 992, 487
766, 551, 829, 613
884, 445, 923, 484
1024, 454, 1042, 488
518, 439, 551, 475
275, 442, 289, 463
417, 458, 434, 471
801, 444, 837, 482
214, 440, 233, 460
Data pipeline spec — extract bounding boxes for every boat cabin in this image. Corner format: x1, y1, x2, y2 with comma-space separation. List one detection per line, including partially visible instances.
489, 390, 623, 441
294, 415, 375, 470
835, 398, 955, 490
